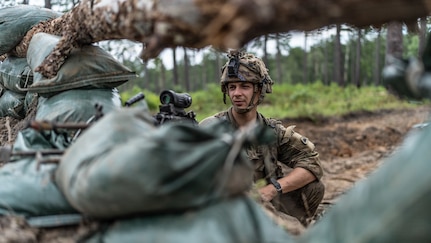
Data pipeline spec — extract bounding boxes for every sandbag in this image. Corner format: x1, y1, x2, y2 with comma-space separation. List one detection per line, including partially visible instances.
55, 107, 274, 218
36, 88, 122, 123
0, 158, 77, 218
23, 91, 37, 115
0, 158, 77, 217
24, 33, 136, 97
0, 56, 32, 93
298, 124, 431, 243
85, 196, 292, 243
0, 128, 77, 217
0, 5, 61, 56
0, 88, 25, 119
35, 88, 122, 149
12, 128, 56, 153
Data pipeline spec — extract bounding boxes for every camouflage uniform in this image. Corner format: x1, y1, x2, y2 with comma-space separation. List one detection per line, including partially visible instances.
200, 50, 324, 224
200, 108, 324, 224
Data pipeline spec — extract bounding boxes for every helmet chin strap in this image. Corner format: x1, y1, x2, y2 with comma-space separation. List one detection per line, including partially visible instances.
233, 105, 254, 114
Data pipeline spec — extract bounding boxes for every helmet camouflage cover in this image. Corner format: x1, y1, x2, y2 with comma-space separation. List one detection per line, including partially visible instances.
220, 50, 274, 95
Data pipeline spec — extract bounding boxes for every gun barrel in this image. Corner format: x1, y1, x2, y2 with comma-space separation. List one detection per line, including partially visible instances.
27, 120, 90, 131
125, 92, 145, 107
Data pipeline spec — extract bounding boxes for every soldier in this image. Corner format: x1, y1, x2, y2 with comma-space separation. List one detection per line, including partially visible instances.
199, 50, 325, 226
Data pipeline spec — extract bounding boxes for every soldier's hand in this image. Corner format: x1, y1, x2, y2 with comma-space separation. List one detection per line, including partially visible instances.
259, 184, 278, 202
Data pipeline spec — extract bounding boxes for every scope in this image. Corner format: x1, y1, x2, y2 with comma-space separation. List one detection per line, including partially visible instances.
160, 90, 192, 109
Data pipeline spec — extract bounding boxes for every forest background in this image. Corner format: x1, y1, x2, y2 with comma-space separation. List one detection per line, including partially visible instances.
3, 0, 429, 121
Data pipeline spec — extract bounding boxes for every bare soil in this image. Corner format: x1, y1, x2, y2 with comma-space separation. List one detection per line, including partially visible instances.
0, 105, 430, 242
288, 106, 430, 206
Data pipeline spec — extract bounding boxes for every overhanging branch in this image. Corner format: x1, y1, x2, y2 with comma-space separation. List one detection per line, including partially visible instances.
12, 0, 431, 78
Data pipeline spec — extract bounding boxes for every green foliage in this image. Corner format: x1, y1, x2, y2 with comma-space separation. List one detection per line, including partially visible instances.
171, 82, 425, 123
404, 34, 420, 58
260, 82, 423, 120
121, 82, 425, 123
190, 84, 230, 120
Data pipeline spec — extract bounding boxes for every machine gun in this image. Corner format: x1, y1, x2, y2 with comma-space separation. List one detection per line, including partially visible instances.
125, 90, 198, 126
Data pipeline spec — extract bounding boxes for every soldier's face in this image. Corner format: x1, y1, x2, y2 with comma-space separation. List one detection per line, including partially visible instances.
227, 82, 259, 109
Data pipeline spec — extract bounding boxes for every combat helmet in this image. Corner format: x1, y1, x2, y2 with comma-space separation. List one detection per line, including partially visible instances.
220, 50, 274, 112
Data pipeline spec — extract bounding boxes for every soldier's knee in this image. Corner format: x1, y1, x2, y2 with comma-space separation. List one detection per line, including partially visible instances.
301, 180, 325, 213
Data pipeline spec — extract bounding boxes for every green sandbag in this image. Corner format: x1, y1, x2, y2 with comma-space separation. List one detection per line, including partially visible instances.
0, 88, 25, 119
0, 158, 77, 218
0, 5, 61, 56
12, 128, 55, 153
23, 91, 37, 115
35, 88, 122, 149
0, 56, 33, 93
86, 196, 292, 243
298, 123, 431, 243
54, 107, 157, 217
55, 107, 274, 218
0, 128, 77, 217
36, 88, 122, 123
24, 33, 137, 97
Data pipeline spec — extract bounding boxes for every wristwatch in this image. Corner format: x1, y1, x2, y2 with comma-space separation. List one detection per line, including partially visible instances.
270, 178, 283, 194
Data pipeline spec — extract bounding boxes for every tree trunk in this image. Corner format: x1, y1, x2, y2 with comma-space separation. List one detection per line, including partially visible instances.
373, 29, 382, 86
142, 59, 148, 89
324, 30, 329, 85
355, 29, 362, 88
263, 35, 269, 66
385, 21, 404, 65
275, 33, 283, 84
215, 51, 221, 83
183, 47, 190, 91
346, 36, 352, 85
201, 58, 206, 90
303, 32, 308, 84
172, 48, 179, 86
160, 61, 166, 92
334, 24, 344, 87
44, 0, 52, 9
418, 17, 428, 58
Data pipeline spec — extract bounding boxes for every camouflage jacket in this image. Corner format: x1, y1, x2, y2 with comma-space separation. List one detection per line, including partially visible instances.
199, 107, 323, 182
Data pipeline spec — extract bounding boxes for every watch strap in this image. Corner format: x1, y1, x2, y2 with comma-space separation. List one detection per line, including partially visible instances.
270, 178, 282, 194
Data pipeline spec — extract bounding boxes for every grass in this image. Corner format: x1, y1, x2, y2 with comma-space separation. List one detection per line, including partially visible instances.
121, 82, 427, 122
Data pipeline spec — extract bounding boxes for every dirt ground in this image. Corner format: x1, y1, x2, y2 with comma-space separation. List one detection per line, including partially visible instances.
0, 104, 430, 242
289, 106, 430, 206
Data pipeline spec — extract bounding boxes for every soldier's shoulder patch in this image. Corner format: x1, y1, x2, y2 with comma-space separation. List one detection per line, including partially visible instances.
291, 132, 315, 152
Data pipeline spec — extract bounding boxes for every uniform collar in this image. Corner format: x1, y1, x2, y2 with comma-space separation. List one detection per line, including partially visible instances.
227, 107, 263, 129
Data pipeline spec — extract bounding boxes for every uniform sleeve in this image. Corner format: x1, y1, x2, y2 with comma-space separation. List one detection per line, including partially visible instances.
277, 125, 323, 180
